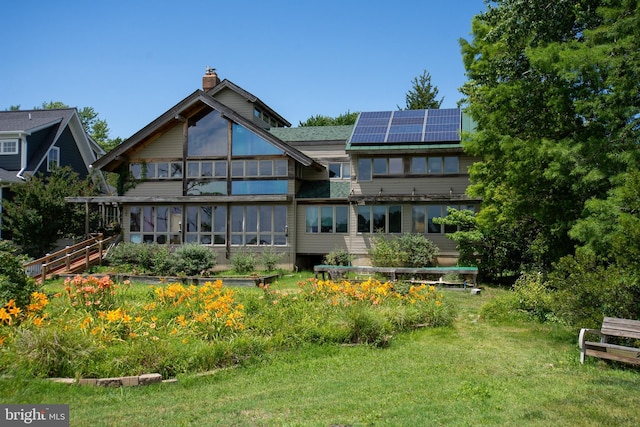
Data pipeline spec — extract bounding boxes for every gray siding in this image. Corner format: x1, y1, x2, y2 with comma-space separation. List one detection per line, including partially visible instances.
125, 181, 183, 197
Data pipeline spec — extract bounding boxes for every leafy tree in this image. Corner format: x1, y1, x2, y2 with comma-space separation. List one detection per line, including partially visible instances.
400, 70, 443, 110
299, 110, 359, 127
459, 0, 639, 273
2, 166, 99, 258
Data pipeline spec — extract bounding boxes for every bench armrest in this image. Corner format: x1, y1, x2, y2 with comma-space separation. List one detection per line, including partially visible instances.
579, 328, 603, 364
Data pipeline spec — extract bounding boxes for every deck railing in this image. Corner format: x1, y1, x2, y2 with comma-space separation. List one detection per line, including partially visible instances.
23, 233, 120, 282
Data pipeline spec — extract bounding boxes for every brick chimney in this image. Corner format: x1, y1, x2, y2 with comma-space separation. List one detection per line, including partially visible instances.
202, 66, 220, 91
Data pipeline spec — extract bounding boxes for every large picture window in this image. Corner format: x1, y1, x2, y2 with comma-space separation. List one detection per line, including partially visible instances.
129, 206, 182, 244
305, 206, 349, 233
230, 205, 287, 246
186, 206, 226, 244
232, 124, 283, 156
357, 205, 401, 233
412, 205, 475, 234
188, 110, 228, 156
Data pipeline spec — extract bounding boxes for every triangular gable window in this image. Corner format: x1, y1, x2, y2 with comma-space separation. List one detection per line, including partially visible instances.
232, 124, 283, 156
188, 110, 228, 157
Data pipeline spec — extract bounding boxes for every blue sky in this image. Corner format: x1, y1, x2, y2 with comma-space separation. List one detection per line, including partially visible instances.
2, 0, 486, 140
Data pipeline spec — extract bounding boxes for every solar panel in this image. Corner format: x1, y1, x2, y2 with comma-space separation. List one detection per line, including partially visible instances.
349, 108, 461, 144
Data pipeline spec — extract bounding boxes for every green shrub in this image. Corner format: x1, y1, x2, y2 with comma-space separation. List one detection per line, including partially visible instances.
0, 241, 37, 308
150, 245, 178, 276
261, 247, 284, 272
173, 244, 217, 276
369, 235, 405, 267
398, 233, 439, 267
231, 250, 257, 274
323, 248, 354, 266
511, 272, 555, 322
548, 252, 640, 328
108, 242, 159, 272
369, 233, 439, 267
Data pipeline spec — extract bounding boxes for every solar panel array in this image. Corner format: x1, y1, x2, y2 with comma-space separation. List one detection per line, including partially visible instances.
349, 108, 461, 144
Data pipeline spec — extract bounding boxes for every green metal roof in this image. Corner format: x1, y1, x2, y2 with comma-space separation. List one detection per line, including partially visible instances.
269, 125, 353, 142
296, 180, 351, 199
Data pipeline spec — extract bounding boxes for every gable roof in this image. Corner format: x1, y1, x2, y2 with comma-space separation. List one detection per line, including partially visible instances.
93, 90, 320, 172
0, 109, 103, 182
0, 109, 70, 135
207, 79, 291, 127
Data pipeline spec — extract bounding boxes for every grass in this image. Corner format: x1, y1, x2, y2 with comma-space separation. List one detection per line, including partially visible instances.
1, 282, 640, 426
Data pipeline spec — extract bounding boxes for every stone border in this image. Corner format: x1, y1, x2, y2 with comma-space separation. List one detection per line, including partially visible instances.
49, 373, 176, 387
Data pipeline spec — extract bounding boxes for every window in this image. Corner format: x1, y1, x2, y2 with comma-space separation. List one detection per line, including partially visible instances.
430, 156, 459, 174
129, 206, 182, 244
411, 157, 427, 174
230, 205, 287, 245
231, 180, 287, 195
130, 162, 183, 179
232, 124, 283, 155
185, 206, 226, 245
188, 110, 228, 156
186, 181, 227, 196
229, 159, 287, 177
412, 204, 475, 234
47, 147, 60, 171
410, 156, 459, 175
0, 140, 18, 155
358, 158, 372, 181
357, 205, 401, 233
306, 206, 349, 233
329, 162, 350, 179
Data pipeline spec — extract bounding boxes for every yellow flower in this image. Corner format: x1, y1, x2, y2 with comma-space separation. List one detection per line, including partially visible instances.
32, 317, 45, 327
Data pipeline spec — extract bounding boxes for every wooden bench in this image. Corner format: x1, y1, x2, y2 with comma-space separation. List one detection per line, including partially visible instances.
579, 317, 640, 365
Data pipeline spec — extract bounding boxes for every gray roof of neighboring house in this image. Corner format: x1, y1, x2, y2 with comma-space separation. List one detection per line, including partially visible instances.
269, 125, 353, 143
0, 168, 21, 184
0, 109, 73, 133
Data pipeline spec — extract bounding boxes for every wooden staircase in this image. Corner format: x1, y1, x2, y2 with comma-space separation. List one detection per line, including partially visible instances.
24, 233, 121, 283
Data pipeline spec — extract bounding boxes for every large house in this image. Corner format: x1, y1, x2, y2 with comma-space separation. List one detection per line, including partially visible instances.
0, 108, 105, 239
89, 68, 480, 269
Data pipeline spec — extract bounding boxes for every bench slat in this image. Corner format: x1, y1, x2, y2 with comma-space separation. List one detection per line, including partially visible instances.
584, 348, 640, 365
601, 317, 640, 339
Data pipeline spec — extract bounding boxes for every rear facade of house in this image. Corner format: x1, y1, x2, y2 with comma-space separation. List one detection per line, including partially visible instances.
90, 69, 481, 270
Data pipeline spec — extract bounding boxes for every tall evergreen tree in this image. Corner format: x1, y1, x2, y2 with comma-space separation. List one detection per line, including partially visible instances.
401, 70, 443, 110
459, 0, 639, 274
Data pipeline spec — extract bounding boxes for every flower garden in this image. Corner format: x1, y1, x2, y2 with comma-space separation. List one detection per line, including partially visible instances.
0, 274, 453, 380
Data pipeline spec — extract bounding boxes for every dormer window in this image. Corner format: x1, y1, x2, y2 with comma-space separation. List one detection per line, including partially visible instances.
0, 139, 18, 155
47, 147, 60, 171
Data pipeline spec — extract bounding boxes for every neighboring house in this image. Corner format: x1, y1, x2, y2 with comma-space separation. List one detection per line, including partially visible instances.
87, 68, 480, 269
0, 108, 106, 239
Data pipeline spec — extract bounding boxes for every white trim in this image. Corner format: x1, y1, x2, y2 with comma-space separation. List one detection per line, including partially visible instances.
47, 146, 60, 171
0, 139, 19, 155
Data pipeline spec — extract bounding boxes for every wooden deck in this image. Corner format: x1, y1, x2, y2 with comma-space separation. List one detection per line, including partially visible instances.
24, 234, 120, 283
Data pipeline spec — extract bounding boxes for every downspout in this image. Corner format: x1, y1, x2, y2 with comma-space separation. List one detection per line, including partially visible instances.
16, 135, 28, 181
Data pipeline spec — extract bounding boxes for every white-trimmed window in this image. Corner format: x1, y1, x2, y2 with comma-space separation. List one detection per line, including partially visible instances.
47, 147, 60, 171
328, 163, 351, 179
0, 139, 18, 155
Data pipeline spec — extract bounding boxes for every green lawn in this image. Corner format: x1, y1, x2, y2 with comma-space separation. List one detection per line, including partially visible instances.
1, 284, 639, 426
